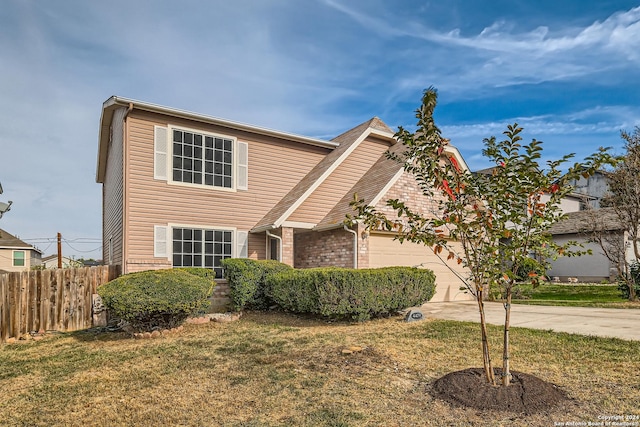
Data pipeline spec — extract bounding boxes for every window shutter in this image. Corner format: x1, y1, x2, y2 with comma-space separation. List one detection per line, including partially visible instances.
154, 225, 169, 258
237, 141, 248, 190
237, 231, 248, 258
154, 126, 168, 180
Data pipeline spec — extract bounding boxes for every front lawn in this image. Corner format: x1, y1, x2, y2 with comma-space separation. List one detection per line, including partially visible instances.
512, 283, 640, 308
0, 312, 638, 426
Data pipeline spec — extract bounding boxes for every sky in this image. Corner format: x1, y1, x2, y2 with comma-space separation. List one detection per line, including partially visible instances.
1, 0, 639, 259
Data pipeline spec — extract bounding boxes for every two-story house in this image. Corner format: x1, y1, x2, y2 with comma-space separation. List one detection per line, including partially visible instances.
96, 96, 471, 302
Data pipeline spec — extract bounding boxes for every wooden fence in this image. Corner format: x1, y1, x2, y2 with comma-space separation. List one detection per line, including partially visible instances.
0, 265, 121, 342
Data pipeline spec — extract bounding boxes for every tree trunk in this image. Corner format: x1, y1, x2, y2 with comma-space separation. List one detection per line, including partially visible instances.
477, 290, 496, 386
502, 288, 513, 386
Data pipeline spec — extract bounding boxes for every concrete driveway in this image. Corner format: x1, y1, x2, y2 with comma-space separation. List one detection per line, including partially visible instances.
421, 301, 640, 341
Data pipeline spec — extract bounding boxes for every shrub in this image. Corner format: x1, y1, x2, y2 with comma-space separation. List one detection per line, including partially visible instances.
98, 269, 215, 332
221, 258, 292, 311
515, 257, 546, 282
618, 261, 640, 300
267, 267, 436, 321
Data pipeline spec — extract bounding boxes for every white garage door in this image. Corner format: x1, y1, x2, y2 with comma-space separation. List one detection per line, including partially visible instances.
369, 233, 472, 302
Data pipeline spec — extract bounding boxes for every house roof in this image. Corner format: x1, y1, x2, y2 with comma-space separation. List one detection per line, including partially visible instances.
548, 207, 624, 235
315, 143, 470, 230
0, 228, 41, 253
96, 96, 339, 183
251, 117, 396, 232
315, 140, 406, 230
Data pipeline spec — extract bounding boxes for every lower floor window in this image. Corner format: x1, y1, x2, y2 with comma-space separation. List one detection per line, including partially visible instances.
13, 251, 25, 267
172, 227, 232, 278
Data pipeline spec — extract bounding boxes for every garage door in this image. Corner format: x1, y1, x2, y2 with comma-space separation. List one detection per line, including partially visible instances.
369, 233, 472, 302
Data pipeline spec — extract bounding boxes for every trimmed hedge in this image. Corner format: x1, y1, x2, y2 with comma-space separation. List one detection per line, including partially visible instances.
98, 269, 215, 331
267, 267, 436, 321
221, 258, 292, 311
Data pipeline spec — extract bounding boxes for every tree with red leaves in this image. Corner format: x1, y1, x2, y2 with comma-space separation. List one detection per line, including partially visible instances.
348, 87, 615, 386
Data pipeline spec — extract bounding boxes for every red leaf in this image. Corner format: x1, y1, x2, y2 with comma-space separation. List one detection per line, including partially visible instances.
449, 155, 461, 172
441, 180, 456, 200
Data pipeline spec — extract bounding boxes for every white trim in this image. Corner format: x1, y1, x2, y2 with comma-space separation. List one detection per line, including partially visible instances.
273, 127, 389, 228
101, 96, 338, 148
281, 221, 316, 229
313, 221, 358, 232
154, 225, 169, 258
266, 230, 282, 262
168, 223, 239, 257
236, 141, 248, 191
236, 230, 249, 258
444, 146, 470, 172
369, 167, 405, 207
154, 126, 168, 181
368, 128, 396, 140
167, 125, 239, 192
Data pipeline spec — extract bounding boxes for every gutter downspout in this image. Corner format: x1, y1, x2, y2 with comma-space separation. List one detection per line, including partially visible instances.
121, 102, 134, 273
344, 225, 358, 269
266, 230, 283, 262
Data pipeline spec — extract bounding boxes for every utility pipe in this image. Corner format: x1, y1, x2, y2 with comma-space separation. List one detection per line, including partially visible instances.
266, 230, 283, 262
343, 225, 358, 269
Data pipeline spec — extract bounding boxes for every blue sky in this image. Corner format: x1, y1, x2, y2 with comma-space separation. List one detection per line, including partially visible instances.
1, 0, 639, 258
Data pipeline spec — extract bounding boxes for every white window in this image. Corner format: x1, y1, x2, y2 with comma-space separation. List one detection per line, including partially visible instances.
155, 225, 248, 277
13, 250, 25, 267
171, 227, 232, 278
172, 129, 233, 188
155, 126, 248, 190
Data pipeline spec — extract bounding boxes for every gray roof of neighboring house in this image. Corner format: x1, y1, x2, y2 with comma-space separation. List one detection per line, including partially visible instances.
0, 228, 41, 252
548, 207, 624, 235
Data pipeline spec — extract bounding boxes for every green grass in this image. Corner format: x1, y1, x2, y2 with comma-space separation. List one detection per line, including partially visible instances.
0, 312, 638, 426
512, 283, 639, 308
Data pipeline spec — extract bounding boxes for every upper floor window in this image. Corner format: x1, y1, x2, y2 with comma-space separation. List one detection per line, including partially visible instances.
13, 250, 25, 267
172, 129, 233, 189
155, 125, 248, 191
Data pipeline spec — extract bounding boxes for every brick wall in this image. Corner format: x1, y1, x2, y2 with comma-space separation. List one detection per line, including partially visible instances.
374, 171, 447, 232
294, 228, 356, 269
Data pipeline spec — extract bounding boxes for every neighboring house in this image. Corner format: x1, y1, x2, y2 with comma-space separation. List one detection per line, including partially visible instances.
0, 228, 42, 272
540, 192, 585, 214
547, 207, 627, 282
41, 254, 83, 269
568, 170, 610, 209
96, 96, 472, 302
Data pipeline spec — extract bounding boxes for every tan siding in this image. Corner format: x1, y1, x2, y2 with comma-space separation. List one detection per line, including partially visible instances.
368, 234, 472, 302
102, 107, 126, 266
122, 111, 328, 267
288, 137, 390, 224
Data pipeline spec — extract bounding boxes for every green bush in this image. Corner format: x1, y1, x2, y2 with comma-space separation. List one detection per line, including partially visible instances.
515, 257, 546, 282
618, 261, 640, 300
221, 258, 292, 311
98, 269, 215, 331
267, 267, 436, 321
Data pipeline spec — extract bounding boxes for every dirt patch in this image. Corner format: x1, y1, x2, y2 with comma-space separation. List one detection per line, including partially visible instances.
432, 368, 570, 414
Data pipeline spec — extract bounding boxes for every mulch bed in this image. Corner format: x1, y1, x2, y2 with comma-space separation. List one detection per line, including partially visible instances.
431, 367, 570, 414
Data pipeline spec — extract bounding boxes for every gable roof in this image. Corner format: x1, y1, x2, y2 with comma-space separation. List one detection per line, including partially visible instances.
251, 117, 395, 232
0, 228, 41, 253
548, 207, 624, 235
315, 143, 470, 231
96, 96, 339, 183
315, 139, 406, 230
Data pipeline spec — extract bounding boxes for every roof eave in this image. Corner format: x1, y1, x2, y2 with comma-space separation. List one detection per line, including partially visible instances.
96, 96, 339, 183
